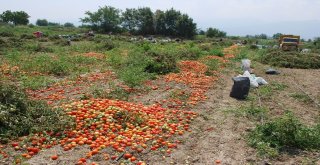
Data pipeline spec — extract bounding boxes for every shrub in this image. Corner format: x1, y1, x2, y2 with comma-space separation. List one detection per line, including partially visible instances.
31, 43, 54, 52
0, 82, 72, 143
204, 59, 220, 75
209, 49, 224, 57
54, 39, 70, 46
145, 49, 178, 75
48, 35, 60, 41
260, 50, 320, 69
0, 31, 14, 37
97, 39, 115, 50
247, 112, 320, 158
48, 60, 70, 76
20, 34, 34, 39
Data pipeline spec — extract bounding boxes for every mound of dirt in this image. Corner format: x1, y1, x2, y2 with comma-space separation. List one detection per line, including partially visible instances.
260, 50, 320, 69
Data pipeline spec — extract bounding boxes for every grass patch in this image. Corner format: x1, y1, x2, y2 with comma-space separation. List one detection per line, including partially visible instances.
247, 112, 320, 158
20, 75, 55, 90
290, 93, 313, 103
225, 104, 268, 121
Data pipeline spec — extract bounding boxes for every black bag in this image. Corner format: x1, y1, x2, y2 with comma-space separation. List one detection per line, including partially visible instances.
230, 77, 250, 100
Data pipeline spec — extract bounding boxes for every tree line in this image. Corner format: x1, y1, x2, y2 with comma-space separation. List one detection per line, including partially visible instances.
80, 6, 198, 38
0, 7, 227, 39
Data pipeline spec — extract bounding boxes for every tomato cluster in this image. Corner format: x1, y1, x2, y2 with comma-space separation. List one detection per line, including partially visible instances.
9, 99, 196, 164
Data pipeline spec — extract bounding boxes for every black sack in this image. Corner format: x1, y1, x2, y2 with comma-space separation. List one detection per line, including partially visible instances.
230, 77, 250, 100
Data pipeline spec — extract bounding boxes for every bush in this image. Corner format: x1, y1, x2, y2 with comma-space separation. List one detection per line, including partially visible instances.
0, 82, 72, 143
48, 35, 60, 41
26, 43, 53, 52
97, 39, 115, 50
54, 39, 70, 46
209, 49, 224, 57
20, 34, 34, 39
260, 50, 320, 69
48, 60, 70, 76
145, 49, 178, 75
0, 31, 14, 37
247, 112, 320, 158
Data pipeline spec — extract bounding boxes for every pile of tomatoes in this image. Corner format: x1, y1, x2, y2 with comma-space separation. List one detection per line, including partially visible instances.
9, 99, 196, 164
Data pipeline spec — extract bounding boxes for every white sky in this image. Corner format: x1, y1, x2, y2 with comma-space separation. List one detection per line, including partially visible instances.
1, 0, 320, 39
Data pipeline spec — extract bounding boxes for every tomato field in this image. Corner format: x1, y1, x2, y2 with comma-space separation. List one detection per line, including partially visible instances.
0, 25, 319, 164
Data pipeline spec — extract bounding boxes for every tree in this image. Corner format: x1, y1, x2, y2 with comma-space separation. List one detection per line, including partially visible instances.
136, 7, 154, 35
48, 22, 60, 26
0, 10, 29, 25
206, 27, 226, 38
122, 8, 139, 34
176, 14, 197, 38
64, 22, 75, 27
12, 11, 29, 25
254, 33, 268, 39
81, 6, 121, 33
198, 30, 205, 35
154, 8, 197, 38
163, 8, 181, 36
272, 33, 282, 39
36, 19, 48, 26
154, 10, 166, 35
0, 10, 14, 23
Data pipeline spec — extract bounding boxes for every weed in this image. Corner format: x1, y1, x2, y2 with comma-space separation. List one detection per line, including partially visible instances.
290, 93, 312, 103
20, 75, 55, 90
26, 43, 53, 53
247, 112, 320, 158
209, 49, 224, 57
0, 82, 73, 143
260, 50, 320, 69
48, 60, 70, 76
20, 34, 34, 39
227, 104, 268, 121
0, 31, 14, 37
204, 59, 220, 75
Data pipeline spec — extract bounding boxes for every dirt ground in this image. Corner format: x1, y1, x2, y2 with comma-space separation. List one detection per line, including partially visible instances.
135, 63, 320, 165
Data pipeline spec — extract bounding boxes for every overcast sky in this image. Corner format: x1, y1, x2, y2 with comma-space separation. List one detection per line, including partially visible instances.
1, 0, 320, 39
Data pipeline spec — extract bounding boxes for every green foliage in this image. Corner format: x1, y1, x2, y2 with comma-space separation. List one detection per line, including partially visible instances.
36, 19, 48, 26
48, 22, 60, 27
122, 7, 154, 35
247, 112, 320, 158
0, 82, 72, 143
204, 59, 220, 75
81, 6, 122, 33
289, 93, 312, 103
20, 33, 34, 39
91, 83, 130, 101
145, 48, 178, 74
272, 33, 283, 39
64, 22, 75, 28
260, 50, 320, 69
206, 27, 227, 38
48, 60, 70, 76
81, 6, 197, 38
54, 39, 71, 46
0, 10, 30, 25
20, 75, 55, 90
209, 49, 224, 57
0, 31, 15, 37
95, 39, 115, 50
